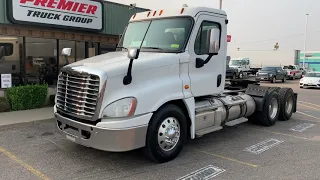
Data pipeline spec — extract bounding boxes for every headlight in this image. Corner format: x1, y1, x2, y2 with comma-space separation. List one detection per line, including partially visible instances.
102, 97, 137, 118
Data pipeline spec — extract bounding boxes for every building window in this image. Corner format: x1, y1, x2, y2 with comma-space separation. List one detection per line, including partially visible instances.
26, 37, 57, 86
0, 35, 24, 87
76, 41, 85, 61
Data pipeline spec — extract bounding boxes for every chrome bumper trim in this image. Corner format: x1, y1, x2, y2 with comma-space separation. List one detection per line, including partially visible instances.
54, 113, 148, 152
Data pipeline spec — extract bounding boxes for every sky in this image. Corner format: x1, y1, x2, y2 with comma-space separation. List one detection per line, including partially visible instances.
107, 0, 320, 66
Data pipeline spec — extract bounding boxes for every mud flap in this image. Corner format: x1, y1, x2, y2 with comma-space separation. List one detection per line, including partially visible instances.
244, 84, 281, 112
293, 93, 298, 113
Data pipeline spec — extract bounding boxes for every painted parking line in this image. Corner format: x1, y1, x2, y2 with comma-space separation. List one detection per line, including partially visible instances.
0, 146, 50, 180
177, 165, 225, 180
298, 103, 320, 111
246, 127, 309, 140
298, 101, 320, 108
195, 149, 258, 168
244, 138, 283, 155
290, 123, 315, 132
297, 111, 320, 121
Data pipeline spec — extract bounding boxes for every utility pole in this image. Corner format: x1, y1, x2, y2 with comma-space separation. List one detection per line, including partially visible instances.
303, 13, 309, 69
219, 0, 222, 9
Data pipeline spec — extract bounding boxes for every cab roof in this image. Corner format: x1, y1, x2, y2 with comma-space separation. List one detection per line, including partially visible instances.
129, 6, 227, 22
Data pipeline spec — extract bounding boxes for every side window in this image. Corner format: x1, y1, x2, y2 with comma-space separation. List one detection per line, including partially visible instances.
0, 43, 14, 57
194, 21, 221, 55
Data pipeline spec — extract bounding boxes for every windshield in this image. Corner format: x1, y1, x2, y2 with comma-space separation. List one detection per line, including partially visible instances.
283, 65, 295, 70
118, 17, 192, 52
305, 72, 320, 77
261, 67, 277, 71
229, 60, 242, 65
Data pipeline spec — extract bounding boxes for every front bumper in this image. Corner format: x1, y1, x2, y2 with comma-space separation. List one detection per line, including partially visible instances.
300, 82, 320, 88
54, 112, 152, 152
256, 76, 271, 81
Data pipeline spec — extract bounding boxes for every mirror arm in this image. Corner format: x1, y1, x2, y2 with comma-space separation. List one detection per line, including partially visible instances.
196, 53, 216, 68
123, 58, 134, 85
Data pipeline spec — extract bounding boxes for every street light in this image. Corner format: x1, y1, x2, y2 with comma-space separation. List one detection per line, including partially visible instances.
303, 13, 309, 69
219, 0, 222, 9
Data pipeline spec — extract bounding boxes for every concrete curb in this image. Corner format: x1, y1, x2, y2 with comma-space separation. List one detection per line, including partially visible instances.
0, 107, 54, 126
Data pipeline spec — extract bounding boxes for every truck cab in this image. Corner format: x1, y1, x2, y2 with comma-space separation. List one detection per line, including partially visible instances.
54, 6, 297, 163
229, 57, 251, 78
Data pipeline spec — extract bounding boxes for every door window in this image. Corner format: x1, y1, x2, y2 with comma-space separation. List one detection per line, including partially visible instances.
194, 21, 221, 55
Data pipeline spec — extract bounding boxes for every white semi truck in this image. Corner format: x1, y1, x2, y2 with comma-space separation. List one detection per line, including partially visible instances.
54, 6, 298, 163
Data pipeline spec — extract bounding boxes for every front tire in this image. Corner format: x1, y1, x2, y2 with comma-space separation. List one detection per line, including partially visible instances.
271, 76, 276, 83
278, 88, 295, 121
144, 104, 187, 163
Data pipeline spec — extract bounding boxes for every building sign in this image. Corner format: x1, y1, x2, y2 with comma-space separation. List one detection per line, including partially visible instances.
1, 74, 12, 88
7, 0, 104, 31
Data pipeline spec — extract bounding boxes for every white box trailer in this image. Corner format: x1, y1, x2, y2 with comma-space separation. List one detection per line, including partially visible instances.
54, 6, 298, 163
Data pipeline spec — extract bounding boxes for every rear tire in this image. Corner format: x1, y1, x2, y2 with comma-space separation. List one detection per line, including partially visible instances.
278, 88, 295, 121
144, 104, 187, 163
282, 77, 286, 83
249, 90, 280, 126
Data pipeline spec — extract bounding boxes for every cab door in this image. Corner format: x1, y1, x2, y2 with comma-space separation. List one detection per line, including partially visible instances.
187, 14, 227, 97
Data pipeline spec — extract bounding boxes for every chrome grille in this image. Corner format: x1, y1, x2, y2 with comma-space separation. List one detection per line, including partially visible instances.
56, 71, 100, 118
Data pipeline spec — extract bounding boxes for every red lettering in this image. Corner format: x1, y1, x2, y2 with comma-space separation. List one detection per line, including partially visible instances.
57, 0, 73, 10
72, 2, 79, 12
47, 0, 57, 8
77, 4, 88, 13
20, 0, 34, 4
34, 0, 48, 6
86, 5, 97, 15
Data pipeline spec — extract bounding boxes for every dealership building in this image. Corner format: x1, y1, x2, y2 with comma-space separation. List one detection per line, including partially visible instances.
299, 51, 320, 71
0, 0, 148, 91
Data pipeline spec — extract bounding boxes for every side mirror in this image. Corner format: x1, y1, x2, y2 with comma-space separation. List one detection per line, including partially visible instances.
127, 48, 140, 59
206, 28, 220, 54
61, 48, 72, 56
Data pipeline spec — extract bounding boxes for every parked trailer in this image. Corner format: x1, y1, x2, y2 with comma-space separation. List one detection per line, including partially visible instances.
54, 6, 298, 163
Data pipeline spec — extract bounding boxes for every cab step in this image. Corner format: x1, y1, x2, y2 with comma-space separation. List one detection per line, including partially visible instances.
195, 126, 223, 138
225, 117, 248, 127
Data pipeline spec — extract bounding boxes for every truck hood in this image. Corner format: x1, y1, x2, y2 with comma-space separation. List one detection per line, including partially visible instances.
65, 51, 180, 77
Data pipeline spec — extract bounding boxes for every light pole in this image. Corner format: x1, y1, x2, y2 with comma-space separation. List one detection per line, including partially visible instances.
219, 0, 222, 9
303, 13, 309, 69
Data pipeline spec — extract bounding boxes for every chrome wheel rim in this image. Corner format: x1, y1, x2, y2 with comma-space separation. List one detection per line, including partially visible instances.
157, 117, 180, 152
285, 95, 293, 114
269, 97, 279, 119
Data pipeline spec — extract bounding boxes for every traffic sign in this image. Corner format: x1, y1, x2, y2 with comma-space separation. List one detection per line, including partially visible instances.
227, 35, 231, 42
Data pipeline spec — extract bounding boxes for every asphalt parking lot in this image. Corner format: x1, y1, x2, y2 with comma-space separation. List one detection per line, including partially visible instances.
1, 79, 320, 180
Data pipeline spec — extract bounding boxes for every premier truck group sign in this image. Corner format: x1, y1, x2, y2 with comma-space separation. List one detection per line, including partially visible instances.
7, 0, 104, 31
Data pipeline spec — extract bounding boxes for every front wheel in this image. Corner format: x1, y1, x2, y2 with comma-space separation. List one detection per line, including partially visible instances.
144, 104, 187, 163
271, 76, 276, 83
239, 72, 243, 79
282, 77, 286, 83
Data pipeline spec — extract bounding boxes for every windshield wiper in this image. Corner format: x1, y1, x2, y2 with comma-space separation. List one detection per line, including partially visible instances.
117, 46, 128, 50
142, 46, 164, 50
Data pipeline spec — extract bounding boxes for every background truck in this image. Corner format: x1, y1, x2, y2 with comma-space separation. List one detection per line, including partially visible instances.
283, 65, 303, 79
226, 56, 239, 79
54, 6, 298, 163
